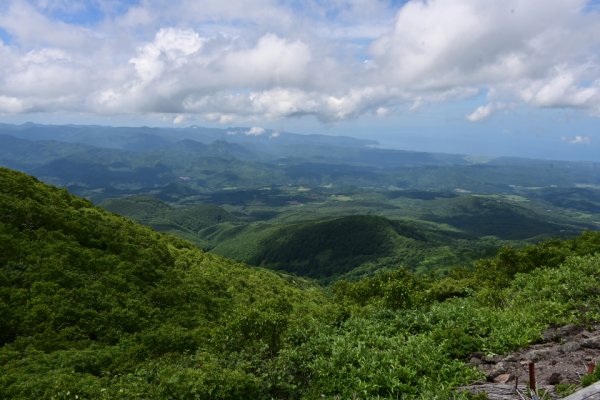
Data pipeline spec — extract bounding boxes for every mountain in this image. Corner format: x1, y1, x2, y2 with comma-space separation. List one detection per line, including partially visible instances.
1, 122, 598, 279
208, 215, 490, 278
2, 123, 600, 201
100, 191, 595, 279
0, 167, 328, 399
422, 195, 591, 239
100, 196, 238, 246
3, 167, 600, 399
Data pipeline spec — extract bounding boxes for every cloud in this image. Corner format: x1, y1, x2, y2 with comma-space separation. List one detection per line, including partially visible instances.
220, 34, 311, 87
0, 1, 96, 49
466, 102, 507, 122
173, 114, 186, 124
0, 0, 600, 124
370, 0, 595, 88
561, 135, 592, 144
519, 67, 600, 109
0, 95, 24, 113
245, 127, 265, 136
130, 28, 204, 83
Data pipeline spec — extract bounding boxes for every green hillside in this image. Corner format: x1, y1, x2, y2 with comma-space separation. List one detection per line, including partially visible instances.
0, 167, 329, 399
102, 193, 592, 280
3, 167, 600, 399
210, 215, 499, 279
100, 196, 239, 246
423, 196, 589, 239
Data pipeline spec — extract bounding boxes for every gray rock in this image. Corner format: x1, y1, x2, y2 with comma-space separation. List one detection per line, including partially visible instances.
542, 327, 559, 341
483, 355, 498, 364
469, 357, 482, 366
488, 362, 509, 379
557, 324, 580, 337
582, 337, 600, 349
543, 324, 580, 341
547, 372, 562, 385
542, 328, 558, 342
562, 341, 582, 353
525, 349, 556, 362
503, 354, 518, 362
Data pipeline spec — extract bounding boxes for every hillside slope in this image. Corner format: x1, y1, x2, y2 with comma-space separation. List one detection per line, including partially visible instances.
0, 167, 329, 399
210, 215, 496, 278
2, 167, 600, 399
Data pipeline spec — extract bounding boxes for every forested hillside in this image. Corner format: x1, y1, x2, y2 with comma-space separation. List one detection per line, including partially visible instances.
2, 167, 600, 399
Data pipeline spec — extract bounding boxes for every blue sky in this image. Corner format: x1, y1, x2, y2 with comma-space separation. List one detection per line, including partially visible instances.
1, 0, 600, 161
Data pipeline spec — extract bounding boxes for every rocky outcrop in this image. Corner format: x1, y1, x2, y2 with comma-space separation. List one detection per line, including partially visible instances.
462, 325, 600, 399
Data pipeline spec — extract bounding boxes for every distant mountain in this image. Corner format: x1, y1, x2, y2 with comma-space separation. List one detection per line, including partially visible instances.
2, 123, 600, 199
207, 214, 501, 279
422, 196, 590, 240
522, 186, 600, 213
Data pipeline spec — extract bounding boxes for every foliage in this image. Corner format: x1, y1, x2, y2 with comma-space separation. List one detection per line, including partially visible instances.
581, 365, 600, 387
2, 167, 600, 399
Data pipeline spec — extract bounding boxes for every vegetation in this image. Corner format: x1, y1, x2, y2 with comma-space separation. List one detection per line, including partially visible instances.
3, 124, 598, 281
2, 167, 600, 399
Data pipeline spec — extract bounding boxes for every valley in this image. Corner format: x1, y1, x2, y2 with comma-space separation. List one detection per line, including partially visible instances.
2, 123, 597, 281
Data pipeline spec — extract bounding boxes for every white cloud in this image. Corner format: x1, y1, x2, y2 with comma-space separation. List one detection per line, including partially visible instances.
245, 127, 265, 136
466, 102, 507, 122
130, 28, 204, 83
0, 95, 24, 113
0, 1, 96, 49
370, 0, 597, 88
561, 135, 592, 144
520, 67, 600, 108
221, 34, 311, 87
0, 0, 600, 124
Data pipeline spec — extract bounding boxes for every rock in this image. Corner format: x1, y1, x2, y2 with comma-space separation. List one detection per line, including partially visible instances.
525, 349, 556, 362
494, 373, 511, 384
562, 341, 582, 353
542, 327, 559, 341
483, 355, 498, 364
582, 330, 593, 338
469, 357, 482, 366
547, 372, 562, 385
487, 362, 509, 380
460, 383, 525, 399
557, 324, 580, 337
543, 324, 580, 341
582, 337, 600, 349
503, 354, 518, 362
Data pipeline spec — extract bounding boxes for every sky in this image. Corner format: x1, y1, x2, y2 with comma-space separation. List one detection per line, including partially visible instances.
1, 0, 600, 160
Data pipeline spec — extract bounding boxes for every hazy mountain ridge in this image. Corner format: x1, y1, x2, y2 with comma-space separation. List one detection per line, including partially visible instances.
2, 123, 598, 280
2, 124, 600, 201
